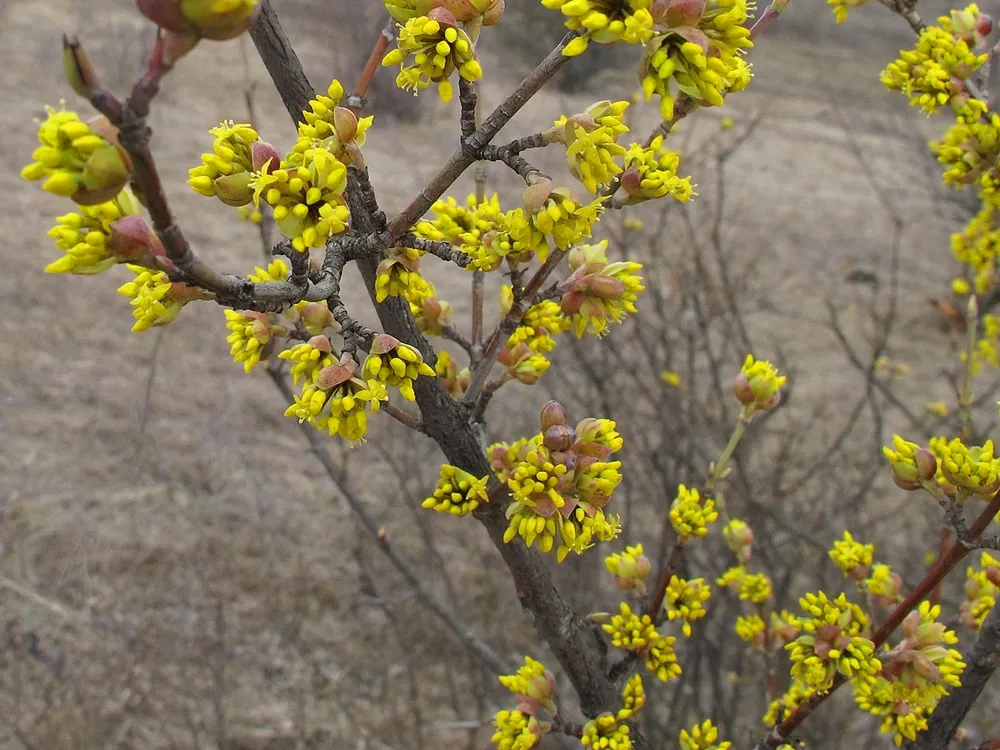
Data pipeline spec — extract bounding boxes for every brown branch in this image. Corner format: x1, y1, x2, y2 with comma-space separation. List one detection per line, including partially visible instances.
251, 14, 624, 723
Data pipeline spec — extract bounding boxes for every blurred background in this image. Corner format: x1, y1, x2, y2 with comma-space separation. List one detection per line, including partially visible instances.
1, 0, 997, 748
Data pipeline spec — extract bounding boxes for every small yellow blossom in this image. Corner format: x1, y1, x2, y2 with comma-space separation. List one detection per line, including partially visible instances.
679, 719, 731, 750
733, 354, 786, 412
618, 673, 646, 720
937, 437, 1000, 495
606, 544, 652, 595
829, 531, 874, 579
735, 614, 766, 647
620, 135, 696, 204
542, 0, 655, 57
422, 464, 489, 516
787, 591, 880, 690
670, 484, 718, 540
491, 709, 543, 750
225, 309, 278, 373
828, 0, 867, 23
363, 335, 436, 401
382, 15, 483, 101
602, 602, 681, 682
581, 713, 633, 750
117, 264, 197, 332
44, 187, 143, 274
664, 576, 711, 637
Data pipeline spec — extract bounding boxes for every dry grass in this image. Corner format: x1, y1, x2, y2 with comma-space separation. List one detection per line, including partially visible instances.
1, 0, 996, 748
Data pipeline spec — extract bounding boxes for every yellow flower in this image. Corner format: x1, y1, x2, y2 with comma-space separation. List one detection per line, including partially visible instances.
363, 335, 435, 401
660, 370, 682, 386
669, 484, 718, 540
284, 353, 387, 442
865, 564, 903, 607
528, 186, 606, 251
491, 709, 544, 750
602, 602, 681, 682
553, 100, 631, 194
560, 240, 645, 337
882, 9, 989, 119
664, 576, 711, 636
620, 135, 696, 204
422, 464, 489, 516
21, 104, 129, 205
498, 656, 556, 715
291, 78, 373, 163
44, 187, 143, 274
735, 614, 766, 647
618, 673, 646, 720
382, 15, 483, 101
733, 354, 786, 411
117, 264, 199, 332
951, 204, 999, 296
224, 309, 278, 373
542, 0, 655, 57
279, 340, 335, 385
606, 544, 652, 594
679, 720, 731, 750
828, 531, 874, 579
787, 591, 880, 690
827, 0, 867, 23
250, 147, 350, 252
187, 120, 264, 206
581, 713, 633, 750
937, 437, 1000, 495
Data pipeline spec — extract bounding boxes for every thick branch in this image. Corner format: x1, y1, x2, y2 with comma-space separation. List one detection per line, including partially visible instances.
250, 13, 623, 722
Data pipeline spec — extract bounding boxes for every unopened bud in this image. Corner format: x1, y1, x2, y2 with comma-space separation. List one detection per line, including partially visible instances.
108, 215, 165, 266
212, 171, 255, 206
251, 140, 280, 173
522, 178, 554, 214
585, 274, 626, 300
902, 609, 922, 639
543, 424, 573, 452
539, 400, 567, 430
63, 36, 100, 99
914, 448, 938, 482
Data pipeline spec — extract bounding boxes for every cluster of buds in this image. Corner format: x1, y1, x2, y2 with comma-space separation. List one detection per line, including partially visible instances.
606, 544, 653, 595
733, 355, 786, 415
947, 3, 994, 49
559, 241, 645, 337
384, 0, 504, 25
882, 435, 939, 492
722, 518, 753, 563
491, 656, 555, 749
546, 100, 631, 195
522, 178, 606, 251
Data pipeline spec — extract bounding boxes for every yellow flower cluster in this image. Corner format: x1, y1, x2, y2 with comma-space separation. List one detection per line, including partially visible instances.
787, 591, 880, 690
606, 544, 652, 595
251, 147, 350, 252
602, 602, 681, 682
828, 531, 874, 579
187, 121, 261, 205
225, 310, 278, 373
21, 105, 129, 205
489, 408, 624, 560
560, 241, 645, 337
679, 720, 731, 750
951, 203, 999, 296
733, 354, 786, 413
827, 0, 867, 23
664, 576, 711, 637
669, 484, 719, 541
280, 339, 333, 385
553, 100, 631, 194
717, 566, 772, 604
735, 614, 766, 646
855, 602, 966, 745
542, 0, 655, 57
932, 114, 1000, 204
375, 246, 423, 303
422, 464, 489, 516
865, 564, 903, 607
620, 135, 696, 204
117, 264, 192, 332
498, 656, 557, 713
639, 0, 754, 121
962, 551, 1000, 628
44, 187, 142, 274
528, 185, 607, 250
282, 346, 388, 442
618, 673, 646, 720
882, 7, 989, 119
936, 437, 1000, 495
491, 710, 541, 750
581, 713, 633, 750
363, 336, 436, 401
293, 78, 373, 159
382, 15, 483, 102
502, 288, 572, 353
416, 194, 546, 272
763, 679, 815, 725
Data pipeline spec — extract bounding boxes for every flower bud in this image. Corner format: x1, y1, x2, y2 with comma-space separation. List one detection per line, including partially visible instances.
108, 215, 165, 266
180, 0, 261, 40
212, 171, 255, 206
986, 566, 1000, 588
63, 36, 100, 99
77, 145, 131, 205
522, 178, 554, 214
543, 424, 573, 452
251, 140, 280, 173
584, 274, 626, 300
914, 448, 938, 482
539, 400, 567, 430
